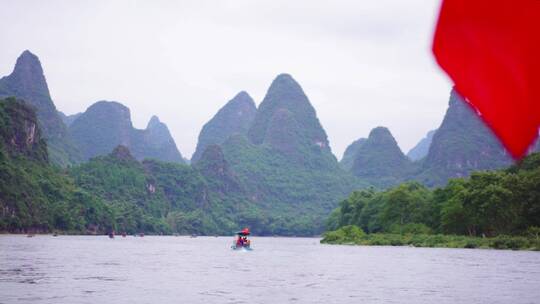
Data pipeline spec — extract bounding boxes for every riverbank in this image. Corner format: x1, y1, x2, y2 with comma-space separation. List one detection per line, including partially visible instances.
321, 226, 540, 251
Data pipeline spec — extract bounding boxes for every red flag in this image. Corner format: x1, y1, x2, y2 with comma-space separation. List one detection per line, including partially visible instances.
433, 0, 540, 159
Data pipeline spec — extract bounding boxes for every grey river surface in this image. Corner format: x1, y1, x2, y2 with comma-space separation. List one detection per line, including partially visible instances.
1, 235, 540, 304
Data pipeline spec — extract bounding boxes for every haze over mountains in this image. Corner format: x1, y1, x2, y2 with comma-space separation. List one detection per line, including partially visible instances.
407, 129, 436, 161
341, 89, 526, 187
1, 50, 538, 235
69, 101, 184, 163
0, 51, 184, 165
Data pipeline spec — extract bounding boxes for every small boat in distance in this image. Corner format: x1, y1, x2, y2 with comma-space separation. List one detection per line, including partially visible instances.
108, 231, 115, 238
231, 228, 252, 251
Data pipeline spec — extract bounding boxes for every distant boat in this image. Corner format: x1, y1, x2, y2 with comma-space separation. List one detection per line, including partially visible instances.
26, 234, 34, 238
121, 232, 127, 237
139, 233, 144, 237
232, 228, 253, 251
108, 232, 115, 238
190, 234, 197, 238
52, 232, 58, 237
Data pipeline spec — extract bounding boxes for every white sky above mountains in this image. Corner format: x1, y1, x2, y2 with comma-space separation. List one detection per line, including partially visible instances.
0, 0, 451, 159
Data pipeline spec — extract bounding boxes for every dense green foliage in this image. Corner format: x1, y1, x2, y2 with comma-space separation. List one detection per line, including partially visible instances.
69, 145, 240, 235
324, 153, 540, 249
321, 226, 540, 250
222, 134, 363, 235
0, 98, 114, 233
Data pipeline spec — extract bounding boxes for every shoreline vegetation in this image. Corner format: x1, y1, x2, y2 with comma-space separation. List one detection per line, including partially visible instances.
322, 153, 540, 251
321, 225, 540, 251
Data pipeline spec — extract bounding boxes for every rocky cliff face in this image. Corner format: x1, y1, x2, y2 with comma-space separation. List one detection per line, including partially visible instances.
350, 127, 414, 188
0, 51, 80, 165
417, 89, 512, 186
69, 101, 184, 163
407, 129, 436, 161
192, 91, 256, 163
0, 97, 48, 162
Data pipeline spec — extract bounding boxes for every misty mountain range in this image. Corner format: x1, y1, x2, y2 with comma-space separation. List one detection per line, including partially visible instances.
1, 50, 538, 235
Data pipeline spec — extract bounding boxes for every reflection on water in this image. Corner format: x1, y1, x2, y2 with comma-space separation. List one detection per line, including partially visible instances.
1, 235, 539, 304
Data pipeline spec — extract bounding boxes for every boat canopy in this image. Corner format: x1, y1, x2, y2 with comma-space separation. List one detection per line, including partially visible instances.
236, 228, 250, 236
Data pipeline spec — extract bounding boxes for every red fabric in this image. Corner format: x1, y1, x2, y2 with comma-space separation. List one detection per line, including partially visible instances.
433, 0, 540, 159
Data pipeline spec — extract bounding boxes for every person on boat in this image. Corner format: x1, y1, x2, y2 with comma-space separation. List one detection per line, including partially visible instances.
236, 235, 244, 246
243, 236, 250, 247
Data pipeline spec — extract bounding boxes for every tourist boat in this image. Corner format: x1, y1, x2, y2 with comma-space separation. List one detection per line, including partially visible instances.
231, 228, 253, 251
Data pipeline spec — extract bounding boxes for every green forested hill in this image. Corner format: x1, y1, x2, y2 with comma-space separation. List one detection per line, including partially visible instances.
212, 74, 364, 235
221, 134, 361, 235
69, 145, 241, 235
417, 89, 512, 186
340, 138, 366, 171
0, 97, 113, 233
349, 127, 415, 188
0, 98, 248, 235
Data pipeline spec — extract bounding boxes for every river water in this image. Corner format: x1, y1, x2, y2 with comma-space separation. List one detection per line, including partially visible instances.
1, 235, 539, 304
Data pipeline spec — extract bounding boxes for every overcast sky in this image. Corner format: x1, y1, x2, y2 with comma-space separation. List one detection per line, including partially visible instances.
0, 0, 451, 159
